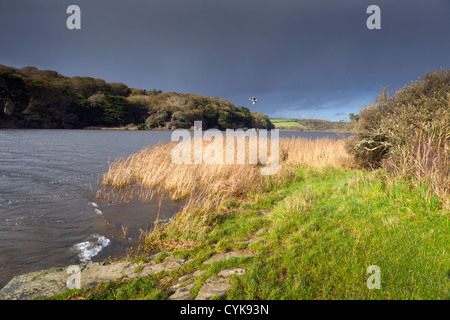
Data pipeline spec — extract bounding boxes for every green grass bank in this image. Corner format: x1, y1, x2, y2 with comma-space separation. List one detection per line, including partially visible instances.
48, 167, 449, 300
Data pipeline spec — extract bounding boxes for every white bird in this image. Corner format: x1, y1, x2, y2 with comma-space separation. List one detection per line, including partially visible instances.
249, 97, 258, 104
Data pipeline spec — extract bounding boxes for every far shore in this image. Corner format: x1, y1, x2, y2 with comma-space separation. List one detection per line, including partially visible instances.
81, 126, 353, 133
0, 125, 353, 133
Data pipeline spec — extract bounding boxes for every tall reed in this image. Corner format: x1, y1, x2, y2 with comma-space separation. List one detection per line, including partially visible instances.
99, 137, 350, 200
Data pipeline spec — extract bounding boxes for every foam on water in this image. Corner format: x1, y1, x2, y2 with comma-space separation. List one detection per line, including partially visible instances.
72, 233, 110, 263
89, 202, 103, 215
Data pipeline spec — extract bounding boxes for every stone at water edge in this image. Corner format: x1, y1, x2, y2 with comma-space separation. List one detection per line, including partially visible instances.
194, 268, 247, 300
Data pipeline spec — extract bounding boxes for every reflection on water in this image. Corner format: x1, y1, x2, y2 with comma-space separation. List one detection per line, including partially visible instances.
0, 129, 349, 288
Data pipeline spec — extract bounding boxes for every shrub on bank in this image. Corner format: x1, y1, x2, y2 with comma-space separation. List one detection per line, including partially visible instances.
346, 68, 449, 200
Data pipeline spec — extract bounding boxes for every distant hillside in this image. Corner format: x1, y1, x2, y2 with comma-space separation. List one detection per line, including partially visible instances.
0, 64, 274, 130
270, 118, 350, 132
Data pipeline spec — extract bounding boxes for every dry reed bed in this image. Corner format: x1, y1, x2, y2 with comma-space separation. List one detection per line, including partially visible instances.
98, 137, 351, 202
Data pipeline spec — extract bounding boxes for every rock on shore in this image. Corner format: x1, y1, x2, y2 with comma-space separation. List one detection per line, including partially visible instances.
0, 250, 253, 300
0, 256, 185, 300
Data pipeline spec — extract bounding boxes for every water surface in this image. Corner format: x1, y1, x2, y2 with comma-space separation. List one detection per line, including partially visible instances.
0, 130, 178, 288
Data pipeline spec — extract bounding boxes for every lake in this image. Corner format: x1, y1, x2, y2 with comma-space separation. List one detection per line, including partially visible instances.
0, 129, 350, 288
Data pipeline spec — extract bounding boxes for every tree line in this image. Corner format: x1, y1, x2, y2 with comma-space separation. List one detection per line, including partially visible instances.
0, 65, 274, 130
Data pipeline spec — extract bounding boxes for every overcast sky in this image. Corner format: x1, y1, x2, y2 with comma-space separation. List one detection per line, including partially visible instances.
1, 0, 449, 121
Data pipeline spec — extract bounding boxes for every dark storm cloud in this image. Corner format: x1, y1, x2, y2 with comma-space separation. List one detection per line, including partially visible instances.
0, 0, 449, 120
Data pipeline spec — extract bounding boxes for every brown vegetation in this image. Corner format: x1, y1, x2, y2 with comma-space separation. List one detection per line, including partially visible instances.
99, 136, 350, 201
346, 68, 449, 201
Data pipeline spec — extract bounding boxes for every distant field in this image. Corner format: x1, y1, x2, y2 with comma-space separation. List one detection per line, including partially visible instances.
270, 118, 296, 123
273, 122, 304, 127
270, 118, 304, 129
270, 118, 350, 132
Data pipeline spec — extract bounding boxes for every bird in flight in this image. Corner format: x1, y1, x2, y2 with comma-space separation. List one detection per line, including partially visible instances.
249, 97, 258, 104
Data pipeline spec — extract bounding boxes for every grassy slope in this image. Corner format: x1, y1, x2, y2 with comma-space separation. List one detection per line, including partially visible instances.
225, 168, 448, 299
273, 122, 305, 128
51, 167, 449, 300
270, 118, 305, 129
270, 118, 351, 131
295, 119, 347, 131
